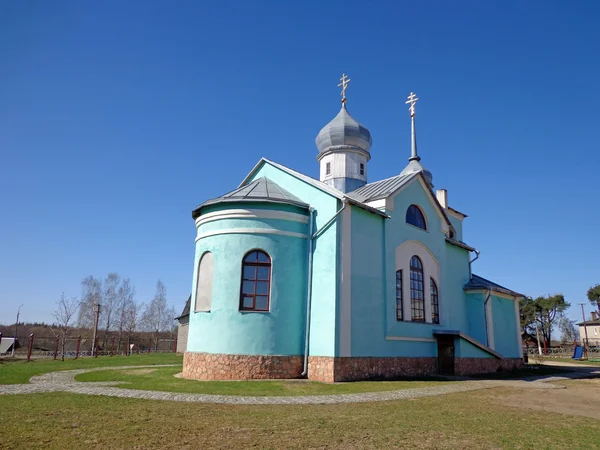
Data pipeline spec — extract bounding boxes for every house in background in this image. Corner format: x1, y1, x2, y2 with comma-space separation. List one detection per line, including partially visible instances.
579, 311, 600, 347
175, 295, 191, 353
183, 79, 524, 382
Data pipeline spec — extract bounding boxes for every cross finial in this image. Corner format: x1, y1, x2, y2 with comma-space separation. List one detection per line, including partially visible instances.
338, 73, 351, 104
405, 92, 419, 117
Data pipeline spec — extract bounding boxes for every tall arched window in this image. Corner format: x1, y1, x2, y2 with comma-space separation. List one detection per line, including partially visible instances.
430, 278, 439, 324
410, 255, 425, 322
396, 270, 403, 321
406, 205, 427, 230
195, 252, 214, 312
240, 250, 271, 311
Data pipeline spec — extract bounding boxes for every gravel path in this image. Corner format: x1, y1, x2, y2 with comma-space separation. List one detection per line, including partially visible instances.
1, 364, 598, 405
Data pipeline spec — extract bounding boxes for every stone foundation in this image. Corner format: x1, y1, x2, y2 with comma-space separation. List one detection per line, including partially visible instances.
183, 352, 524, 381
308, 356, 438, 382
183, 352, 303, 380
454, 357, 524, 376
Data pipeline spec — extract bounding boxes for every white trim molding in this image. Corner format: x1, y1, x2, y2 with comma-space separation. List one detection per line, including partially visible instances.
395, 240, 440, 324
196, 228, 307, 241
486, 297, 495, 350
339, 205, 352, 357
195, 209, 309, 227
513, 299, 523, 358
385, 336, 437, 343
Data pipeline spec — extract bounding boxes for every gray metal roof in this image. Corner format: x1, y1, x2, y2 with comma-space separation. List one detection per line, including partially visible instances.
239, 158, 389, 218
464, 274, 524, 298
347, 172, 417, 202
399, 159, 433, 187
175, 295, 191, 320
192, 177, 309, 218
315, 104, 372, 156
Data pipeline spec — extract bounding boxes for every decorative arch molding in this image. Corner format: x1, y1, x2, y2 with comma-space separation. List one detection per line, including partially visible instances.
395, 240, 440, 323
195, 251, 214, 312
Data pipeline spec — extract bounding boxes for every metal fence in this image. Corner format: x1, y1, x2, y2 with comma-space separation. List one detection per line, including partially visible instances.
524, 346, 600, 357
0, 332, 177, 360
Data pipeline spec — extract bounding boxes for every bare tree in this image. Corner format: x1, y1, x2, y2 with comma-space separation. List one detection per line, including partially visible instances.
141, 280, 175, 350
52, 293, 79, 361
101, 272, 120, 346
116, 278, 136, 352
78, 276, 102, 331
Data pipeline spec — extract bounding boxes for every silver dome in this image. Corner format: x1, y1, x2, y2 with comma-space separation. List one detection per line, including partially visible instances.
400, 159, 433, 187
315, 104, 372, 157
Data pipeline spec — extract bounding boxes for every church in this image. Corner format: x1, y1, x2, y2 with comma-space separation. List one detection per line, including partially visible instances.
182, 76, 524, 382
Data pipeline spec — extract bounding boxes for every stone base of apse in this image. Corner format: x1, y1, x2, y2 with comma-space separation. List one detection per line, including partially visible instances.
454, 357, 524, 376
182, 352, 303, 380
183, 352, 525, 382
307, 356, 438, 382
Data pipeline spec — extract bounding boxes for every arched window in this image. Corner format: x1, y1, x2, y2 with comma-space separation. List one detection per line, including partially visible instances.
410, 256, 425, 322
195, 252, 214, 312
240, 250, 271, 311
396, 270, 403, 321
430, 278, 439, 324
406, 205, 426, 230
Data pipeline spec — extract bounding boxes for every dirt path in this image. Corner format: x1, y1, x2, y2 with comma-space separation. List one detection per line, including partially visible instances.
480, 378, 600, 420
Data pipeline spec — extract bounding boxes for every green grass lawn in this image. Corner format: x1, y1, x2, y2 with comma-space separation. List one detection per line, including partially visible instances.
0, 353, 182, 385
75, 366, 453, 396
0, 387, 598, 449
532, 356, 600, 366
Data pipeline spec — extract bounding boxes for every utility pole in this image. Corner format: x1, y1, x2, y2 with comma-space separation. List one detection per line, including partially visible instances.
11, 304, 23, 357
579, 303, 589, 359
91, 303, 101, 356
534, 318, 542, 356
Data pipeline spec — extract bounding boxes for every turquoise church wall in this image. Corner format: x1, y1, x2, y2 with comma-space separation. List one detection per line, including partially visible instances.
346, 178, 471, 358
187, 211, 308, 356
465, 292, 488, 345
245, 161, 341, 357
448, 215, 463, 241
455, 338, 493, 358
492, 295, 520, 358
442, 243, 471, 332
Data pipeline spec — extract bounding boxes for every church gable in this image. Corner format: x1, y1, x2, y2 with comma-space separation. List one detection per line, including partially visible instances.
387, 174, 451, 236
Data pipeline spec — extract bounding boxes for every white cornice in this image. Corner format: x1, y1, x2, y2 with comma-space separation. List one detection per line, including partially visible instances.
195, 209, 309, 227
196, 228, 308, 242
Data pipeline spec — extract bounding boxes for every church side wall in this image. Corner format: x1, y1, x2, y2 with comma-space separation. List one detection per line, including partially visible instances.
492, 295, 521, 358
246, 163, 341, 357
465, 292, 488, 345
443, 244, 471, 332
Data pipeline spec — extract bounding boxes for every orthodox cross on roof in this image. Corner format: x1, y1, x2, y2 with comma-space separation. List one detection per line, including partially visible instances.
338, 73, 351, 103
405, 92, 419, 117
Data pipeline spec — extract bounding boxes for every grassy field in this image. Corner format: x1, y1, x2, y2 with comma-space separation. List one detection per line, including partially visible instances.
75, 366, 453, 396
0, 384, 598, 449
0, 353, 182, 384
534, 356, 600, 366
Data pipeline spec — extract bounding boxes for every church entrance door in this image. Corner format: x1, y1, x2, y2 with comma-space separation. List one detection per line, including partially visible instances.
437, 336, 455, 375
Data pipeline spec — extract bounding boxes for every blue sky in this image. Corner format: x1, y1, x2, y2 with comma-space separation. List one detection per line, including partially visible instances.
1, 1, 599, 325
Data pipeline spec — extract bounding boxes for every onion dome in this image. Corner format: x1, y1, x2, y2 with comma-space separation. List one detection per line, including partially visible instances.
315, 103, 372, 159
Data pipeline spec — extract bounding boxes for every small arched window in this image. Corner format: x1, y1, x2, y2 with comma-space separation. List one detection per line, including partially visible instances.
410, 256, 425, 322
406, 205, 426, 230
240, 250, 271, 311
396, 270, 403, 321
430, 278, 439, 324
195, 252, 214, 312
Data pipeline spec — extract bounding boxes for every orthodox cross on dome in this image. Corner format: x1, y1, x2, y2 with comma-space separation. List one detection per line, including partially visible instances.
406, 92, 420, 161
405, 92, 419, 117
338, 73, 351, 103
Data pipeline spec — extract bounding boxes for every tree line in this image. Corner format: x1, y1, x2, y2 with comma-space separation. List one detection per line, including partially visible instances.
52, 274, 177, 360
520, 283, 600, 349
